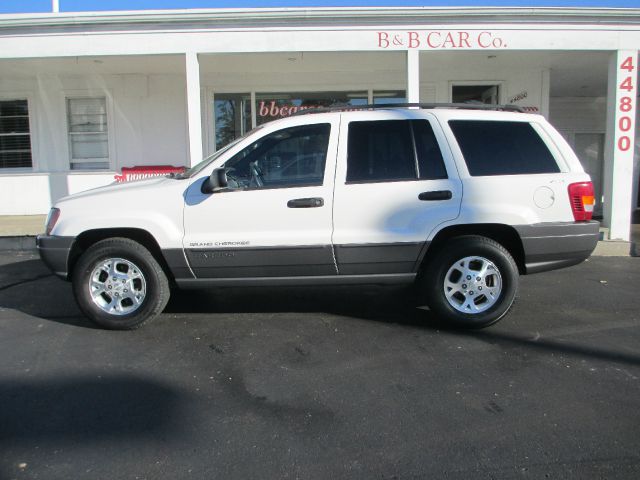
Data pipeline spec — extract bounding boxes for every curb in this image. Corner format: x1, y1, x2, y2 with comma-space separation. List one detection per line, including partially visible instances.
592, 240, 637, 257
0, 236, 37, 251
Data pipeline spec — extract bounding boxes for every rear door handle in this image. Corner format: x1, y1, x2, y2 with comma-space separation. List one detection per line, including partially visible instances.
287, 197, 324, 208
418, 190, 453, 201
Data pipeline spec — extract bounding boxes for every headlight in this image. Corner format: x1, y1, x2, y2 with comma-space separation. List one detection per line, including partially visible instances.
45, 208, 60, 235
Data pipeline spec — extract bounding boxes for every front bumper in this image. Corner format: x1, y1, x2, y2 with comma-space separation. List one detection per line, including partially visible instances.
36, 235, 75, 280
515, 221, 600, 274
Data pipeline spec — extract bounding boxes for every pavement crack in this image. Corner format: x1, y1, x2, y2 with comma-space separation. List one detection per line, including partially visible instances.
0, 273, 54, 292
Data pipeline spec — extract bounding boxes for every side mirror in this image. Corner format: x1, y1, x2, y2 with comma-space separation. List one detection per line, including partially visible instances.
201, 168, 228, 194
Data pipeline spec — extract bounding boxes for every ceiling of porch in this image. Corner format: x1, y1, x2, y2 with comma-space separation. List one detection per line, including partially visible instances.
0, 50, 616, 98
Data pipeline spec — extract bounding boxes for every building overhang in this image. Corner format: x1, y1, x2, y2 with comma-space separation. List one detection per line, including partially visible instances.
1, 7, 640, 59
2, 7, 640, 33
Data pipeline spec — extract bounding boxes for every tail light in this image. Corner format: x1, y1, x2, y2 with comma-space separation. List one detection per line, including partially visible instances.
45, 208, 60, 235
567, 182, 595, 222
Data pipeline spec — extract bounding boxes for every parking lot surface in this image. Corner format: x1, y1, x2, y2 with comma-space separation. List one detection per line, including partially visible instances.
0, 252, 639, 479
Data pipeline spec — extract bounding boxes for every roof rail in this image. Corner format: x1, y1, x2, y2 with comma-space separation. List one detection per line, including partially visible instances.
290, 102, 526, 116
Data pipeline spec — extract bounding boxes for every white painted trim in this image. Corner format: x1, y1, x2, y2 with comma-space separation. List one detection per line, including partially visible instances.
2, 7, 640, 27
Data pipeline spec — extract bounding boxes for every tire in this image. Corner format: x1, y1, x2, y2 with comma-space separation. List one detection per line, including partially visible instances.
72, 237, 170, 330
421, 235, 518, 329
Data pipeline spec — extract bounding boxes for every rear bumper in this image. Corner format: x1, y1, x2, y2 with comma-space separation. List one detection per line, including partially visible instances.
36, 235, 74, 280
515, 221, 600, 274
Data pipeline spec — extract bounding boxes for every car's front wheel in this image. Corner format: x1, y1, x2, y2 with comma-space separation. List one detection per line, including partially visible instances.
72, 238, 170, 330
421, 235, 518, 328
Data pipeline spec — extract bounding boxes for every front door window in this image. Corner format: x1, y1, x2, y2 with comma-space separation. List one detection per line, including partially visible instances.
222, 123, 331, 189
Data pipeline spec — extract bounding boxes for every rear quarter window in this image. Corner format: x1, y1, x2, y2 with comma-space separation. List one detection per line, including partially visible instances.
448, 120, 560, 176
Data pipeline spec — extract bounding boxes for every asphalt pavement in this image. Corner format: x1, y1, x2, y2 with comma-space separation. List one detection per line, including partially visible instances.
0, 251, 639, 480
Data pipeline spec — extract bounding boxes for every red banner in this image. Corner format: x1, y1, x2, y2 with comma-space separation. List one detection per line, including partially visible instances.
114, 165, 185, 183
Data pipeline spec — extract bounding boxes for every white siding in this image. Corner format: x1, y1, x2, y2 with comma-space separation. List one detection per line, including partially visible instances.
0, 69, 188, 213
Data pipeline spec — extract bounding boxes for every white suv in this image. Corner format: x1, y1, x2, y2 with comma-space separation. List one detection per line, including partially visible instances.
37, 104, 599, 330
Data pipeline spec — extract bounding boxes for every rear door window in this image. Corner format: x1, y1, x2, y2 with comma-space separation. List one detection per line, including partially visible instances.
448, 120, 560, 176
346, 119, 447, 183
414, 120, 448, 180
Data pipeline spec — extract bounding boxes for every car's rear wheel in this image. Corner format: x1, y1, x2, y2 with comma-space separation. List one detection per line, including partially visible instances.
72, 238, 170, 330
421, 235, 518, 328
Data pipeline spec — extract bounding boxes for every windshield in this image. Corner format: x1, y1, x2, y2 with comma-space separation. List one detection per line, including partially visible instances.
177, 127, 263, 179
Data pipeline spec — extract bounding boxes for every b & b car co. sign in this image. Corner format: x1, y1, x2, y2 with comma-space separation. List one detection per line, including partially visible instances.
376, 31, 509, 49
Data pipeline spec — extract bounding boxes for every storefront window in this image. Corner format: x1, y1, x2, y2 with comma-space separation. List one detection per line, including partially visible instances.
0, 99, 32, 169
452, 84, 500, 104
214, 93, 252, 150
214, 90, 407, 150
255, 91, 367, 126
373, 90, 406, 104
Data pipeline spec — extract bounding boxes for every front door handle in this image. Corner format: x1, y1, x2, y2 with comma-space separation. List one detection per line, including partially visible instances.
287, 197, 324, 208
418, 190, 453, 201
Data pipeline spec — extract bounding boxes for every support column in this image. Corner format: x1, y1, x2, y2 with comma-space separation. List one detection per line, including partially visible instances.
407, 50, 420, 103
603, 50, 638, 241
540, 69, 550, 119
185, 52, 203, 167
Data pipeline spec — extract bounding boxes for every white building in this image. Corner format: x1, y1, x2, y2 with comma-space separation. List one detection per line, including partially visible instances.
0, 7, 638, 240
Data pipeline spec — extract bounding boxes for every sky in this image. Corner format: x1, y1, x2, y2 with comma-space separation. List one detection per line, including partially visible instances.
1, 0, 639, 14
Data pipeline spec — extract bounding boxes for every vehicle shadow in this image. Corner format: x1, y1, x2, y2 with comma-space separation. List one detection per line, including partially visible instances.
0, 257, 93, 328
165, 284, 432, 326
3, 258, 640, 369
0, 258, 433, 328
167, 287, 640, 368
0, 258, 51, 290
464, 329, 640, 367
